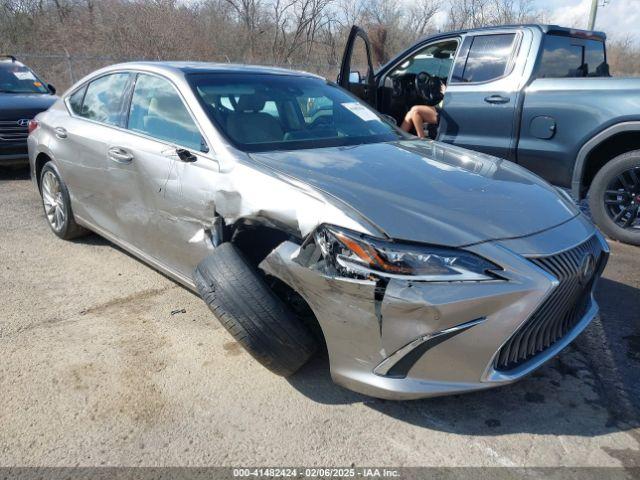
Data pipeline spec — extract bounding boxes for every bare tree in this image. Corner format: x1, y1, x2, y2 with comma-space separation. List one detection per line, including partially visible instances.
223, 0, 264, 60
406, 0, 441, 38
608, 35, 640, 77
446, 0, 537, 29
1, 0, 637, 92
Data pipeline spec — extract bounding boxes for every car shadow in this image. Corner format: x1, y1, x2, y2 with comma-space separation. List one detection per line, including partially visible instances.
0, 166, 30, 181
70, 234, 198, 295
592, 276, 640, 412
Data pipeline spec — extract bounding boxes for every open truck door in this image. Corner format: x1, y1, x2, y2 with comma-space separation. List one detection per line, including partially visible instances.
338, 26, 376, 106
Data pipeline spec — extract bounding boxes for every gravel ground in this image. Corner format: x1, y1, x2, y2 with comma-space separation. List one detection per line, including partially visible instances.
0, 167, 639, 469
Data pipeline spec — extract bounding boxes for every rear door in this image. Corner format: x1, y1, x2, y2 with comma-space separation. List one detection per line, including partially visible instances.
337, 26, 376, 106
438, 30, 525, 160
55, 72, 132, 232
517, 34, 609, 187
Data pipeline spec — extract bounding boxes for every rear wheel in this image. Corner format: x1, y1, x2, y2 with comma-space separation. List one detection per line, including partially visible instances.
39, 162, 87, 240
588, 150, 640, 246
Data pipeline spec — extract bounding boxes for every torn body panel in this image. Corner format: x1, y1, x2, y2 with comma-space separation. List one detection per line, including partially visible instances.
259, 241, 381, 371
92, 136, 382, 282
156, 158, 383, 280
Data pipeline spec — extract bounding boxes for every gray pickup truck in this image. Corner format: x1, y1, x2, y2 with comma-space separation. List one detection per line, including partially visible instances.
338, 24, 640, 245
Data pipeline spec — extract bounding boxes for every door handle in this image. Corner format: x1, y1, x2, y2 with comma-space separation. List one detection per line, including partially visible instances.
484, 94, 510, 104
107, 147, 133, 164
54, 127, 67, 139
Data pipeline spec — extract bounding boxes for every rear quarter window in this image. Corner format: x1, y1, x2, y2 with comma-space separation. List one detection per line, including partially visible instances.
538, 35, 608, 78
67, 86, 86, 115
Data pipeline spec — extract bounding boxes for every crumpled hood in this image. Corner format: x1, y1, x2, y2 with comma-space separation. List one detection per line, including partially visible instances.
0, 93, 57, 120
250, 140, 579, 247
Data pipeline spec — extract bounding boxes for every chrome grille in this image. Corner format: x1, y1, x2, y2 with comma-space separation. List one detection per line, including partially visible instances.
495, 235, 605, 371
0, 120, 29, 142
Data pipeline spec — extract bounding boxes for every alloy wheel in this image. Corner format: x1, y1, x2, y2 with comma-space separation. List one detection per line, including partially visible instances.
604, 166, 640, 230
41, 170, 66, 232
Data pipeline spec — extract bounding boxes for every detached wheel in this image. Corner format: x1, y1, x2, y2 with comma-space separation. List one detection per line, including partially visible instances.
589, 151, 640, 246
39, 162, 87, 240
194, 242, 317, 376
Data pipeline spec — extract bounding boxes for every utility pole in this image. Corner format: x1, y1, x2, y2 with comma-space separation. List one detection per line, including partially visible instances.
588, 0, 598, 30
588, 0, 611, 30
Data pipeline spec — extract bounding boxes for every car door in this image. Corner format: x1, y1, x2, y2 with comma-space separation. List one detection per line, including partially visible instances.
53, 72, 132, 233
374, 36, 461, 127
337, 26, 376, 106
438, 31, 525, 160
110, 72, 217, 279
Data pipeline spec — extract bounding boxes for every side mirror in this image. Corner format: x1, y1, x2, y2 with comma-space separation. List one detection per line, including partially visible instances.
348, 71, 361, 83
47, 84, 56, 95
176, 148, 197, 163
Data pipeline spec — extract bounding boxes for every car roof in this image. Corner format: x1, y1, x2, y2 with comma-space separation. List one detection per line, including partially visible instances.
375, 23, 607, 76
423, 24, 606, 42
0, 56, 27, 68
103, 61, 323, 79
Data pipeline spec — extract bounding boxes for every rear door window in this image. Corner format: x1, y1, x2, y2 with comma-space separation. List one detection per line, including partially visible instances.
67, 86, 86, 115
79, 73, 130, 126
538, 35, 608, 78
456, 33, 517, 83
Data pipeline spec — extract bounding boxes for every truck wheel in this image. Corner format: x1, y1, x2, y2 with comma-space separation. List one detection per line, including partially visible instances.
588, 150, 640, 246
194, 242, 318, 376
39, 162, 87, 240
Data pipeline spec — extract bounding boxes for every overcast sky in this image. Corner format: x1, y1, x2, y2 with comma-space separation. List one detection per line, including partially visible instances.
535, 0, 639, 40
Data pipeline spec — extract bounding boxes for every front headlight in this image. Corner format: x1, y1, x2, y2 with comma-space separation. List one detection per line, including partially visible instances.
312, 225, 501, 281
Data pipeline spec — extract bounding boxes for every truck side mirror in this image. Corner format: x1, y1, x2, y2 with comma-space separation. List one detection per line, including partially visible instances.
47, 84, 56, 94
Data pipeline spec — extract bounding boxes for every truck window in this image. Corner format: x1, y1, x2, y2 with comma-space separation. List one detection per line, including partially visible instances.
538, 35, 608, 78
389, 39, 459, 81
457, 34, 517, 83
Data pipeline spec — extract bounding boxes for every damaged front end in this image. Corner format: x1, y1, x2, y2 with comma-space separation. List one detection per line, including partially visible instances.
260, 225, 560, 399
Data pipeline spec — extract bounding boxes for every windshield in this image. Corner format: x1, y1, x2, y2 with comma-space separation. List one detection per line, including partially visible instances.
0, 63, 49, 94
187, 73, 406, 152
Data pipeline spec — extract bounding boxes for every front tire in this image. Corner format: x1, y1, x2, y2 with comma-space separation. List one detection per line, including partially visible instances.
194, 242, 318, 376
588, 150, 640, 246
39, 162, 87, 240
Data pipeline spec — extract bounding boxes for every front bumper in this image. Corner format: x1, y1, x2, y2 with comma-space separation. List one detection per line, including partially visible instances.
260, 215, 609, 400
1, 118, 30, 165
0, 144, 29, 165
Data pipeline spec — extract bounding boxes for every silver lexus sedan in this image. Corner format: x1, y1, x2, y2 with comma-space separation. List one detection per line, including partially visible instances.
28, 62, 608, 399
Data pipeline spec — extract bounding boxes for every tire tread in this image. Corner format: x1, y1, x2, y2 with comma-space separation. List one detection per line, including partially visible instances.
194, 243, 317, 376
